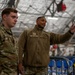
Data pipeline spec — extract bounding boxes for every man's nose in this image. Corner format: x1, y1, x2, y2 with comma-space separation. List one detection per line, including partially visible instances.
15, 18, 17, 22
43, 21, 46, 24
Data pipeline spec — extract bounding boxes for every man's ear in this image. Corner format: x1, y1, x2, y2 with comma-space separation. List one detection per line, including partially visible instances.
2, 14, 7, 20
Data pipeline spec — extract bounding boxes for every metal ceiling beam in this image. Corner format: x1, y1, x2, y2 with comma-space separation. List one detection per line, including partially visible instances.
15, 0, 20, 8
57, 11, 75, 33
18, 11, 72, 18
44, 0, 57, 16
8, 0, 15, 7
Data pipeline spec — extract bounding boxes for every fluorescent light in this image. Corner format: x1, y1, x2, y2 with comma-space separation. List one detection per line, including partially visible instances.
47, 17, 58, 20
18, 13, 21, 16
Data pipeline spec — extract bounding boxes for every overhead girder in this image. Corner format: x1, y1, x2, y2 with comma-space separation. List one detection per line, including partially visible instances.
8, 0, 15, 8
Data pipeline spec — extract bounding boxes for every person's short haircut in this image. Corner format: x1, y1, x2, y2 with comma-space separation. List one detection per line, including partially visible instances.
1, 7, 18, 17
36, 16, 45, 21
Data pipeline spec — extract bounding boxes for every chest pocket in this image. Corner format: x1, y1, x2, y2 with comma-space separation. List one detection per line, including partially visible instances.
4, 34, 14, 47
0, 30, 14, 45
39, 34, 50, 46
1, 34, 16, 54
40, 36, 48, 43
28, 34, 38, 43
0, 30, 14, 47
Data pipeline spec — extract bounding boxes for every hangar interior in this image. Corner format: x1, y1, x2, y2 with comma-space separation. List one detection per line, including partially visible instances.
0, 0, 75, 56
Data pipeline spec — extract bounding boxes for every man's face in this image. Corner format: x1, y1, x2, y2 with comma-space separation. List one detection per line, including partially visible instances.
3, 12, 18, 28
36, 17, 47, 28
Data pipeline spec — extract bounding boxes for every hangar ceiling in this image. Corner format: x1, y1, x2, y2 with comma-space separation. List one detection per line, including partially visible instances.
0, 0, 75, 43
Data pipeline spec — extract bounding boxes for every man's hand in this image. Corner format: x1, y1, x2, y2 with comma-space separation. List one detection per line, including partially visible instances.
70, 24, 75, 33
18, 63, 25, 75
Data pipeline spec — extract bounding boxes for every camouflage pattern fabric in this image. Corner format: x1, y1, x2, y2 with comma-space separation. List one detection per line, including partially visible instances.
0, 70, 17, 75
24, 67, 48, 75
0, 24, 18, 75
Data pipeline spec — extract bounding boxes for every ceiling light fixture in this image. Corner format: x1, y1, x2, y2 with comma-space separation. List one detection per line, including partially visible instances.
47, 17, 58, 20
18, 13, 21, 16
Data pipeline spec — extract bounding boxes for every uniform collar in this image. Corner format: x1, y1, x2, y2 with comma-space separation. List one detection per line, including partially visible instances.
34, 25, 44, 31
0, 23, 13, 35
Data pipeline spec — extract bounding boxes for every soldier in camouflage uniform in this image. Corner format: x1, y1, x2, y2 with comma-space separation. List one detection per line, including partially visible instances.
18, 16, 75, 75
0, 8, 18, 75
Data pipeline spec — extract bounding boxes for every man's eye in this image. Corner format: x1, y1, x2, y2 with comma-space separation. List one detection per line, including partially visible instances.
42, 20, 44, 21
11, 16, 18, 18
41, 20, 46, 22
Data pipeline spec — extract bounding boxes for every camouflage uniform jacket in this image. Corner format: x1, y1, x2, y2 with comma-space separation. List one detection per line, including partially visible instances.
18, 25, 73, 67
0, 24, 18, 73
